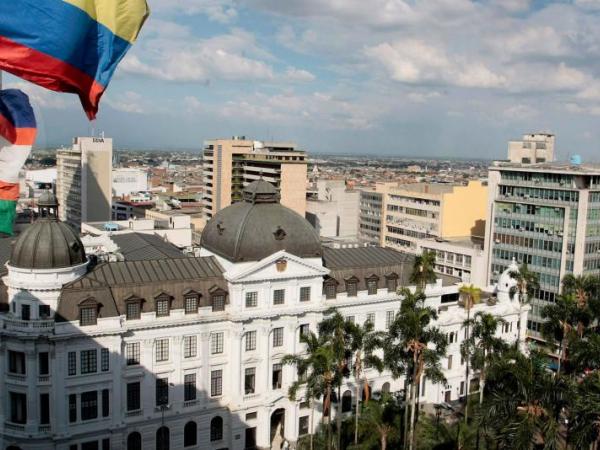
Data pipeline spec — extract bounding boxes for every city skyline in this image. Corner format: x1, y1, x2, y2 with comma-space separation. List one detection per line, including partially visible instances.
5, 0, 600, 160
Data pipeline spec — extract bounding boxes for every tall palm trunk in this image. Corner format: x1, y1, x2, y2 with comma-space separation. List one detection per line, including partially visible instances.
556, 339, 564, 377
326, 384, 332, 450
381, 433, 387, 450
464, 305, 471, 425
516, 301, 522, 348
354, 363, 361, 445
336, 384, 342, 450
403, 384, 410, 449
479, 350, 486, 405
310, 398, 315, 450
408, 354, 418, 450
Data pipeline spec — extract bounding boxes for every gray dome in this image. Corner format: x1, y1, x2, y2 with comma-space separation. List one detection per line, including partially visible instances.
37, 190, 58, 207
201, 180, 322, 262
10, 219, 87, 269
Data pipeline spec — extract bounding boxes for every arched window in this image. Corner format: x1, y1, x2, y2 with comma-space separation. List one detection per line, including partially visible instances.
342, 390, 352, 413
156, 426, 170, 450
184, 421, 197, 447
127, 432, 142, 450
381, 382, 391, 394
210, 416, 223, 442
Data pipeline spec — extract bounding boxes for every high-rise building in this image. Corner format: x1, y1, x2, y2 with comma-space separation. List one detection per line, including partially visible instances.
306, 179, 360, 240
56, 137, 113, 229
483, 160, 600, 337
358, 188, 383, 245
202, 137, 307, 219
507, 133, 555, 164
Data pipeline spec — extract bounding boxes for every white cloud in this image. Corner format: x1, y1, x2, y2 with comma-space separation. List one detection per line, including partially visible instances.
150, 0, 237, 23
104, 91, 153, 114
284, 67, 316, 82
5, 81, 69, 110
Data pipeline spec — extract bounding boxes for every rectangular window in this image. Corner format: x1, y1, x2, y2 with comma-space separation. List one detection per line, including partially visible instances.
273, 289, 285, 305
211, 332, 224, 354
245, 291, 258, 308
68, 351, 76, 376
367, 279, 378, 295
273, 328, 284, 347
366, 313, 375, 326
386, 277, 397, 292
184, 296, 198, 314
81, 391, 98, 421
212, 295, 225, 312
127, 382, 141, 411
39, 304, 51, 319
156, 378, 169, 406
69, 394, 77, 422
102, 439, 110, 450
272, 363, 282, 390
245, 427, 257, 449
39, 352, 49, 375
101, 349, 109, 372
21, 304, 30, 321
82, 442, 99, 450
460, 381, 465, 396
156, 298, 170, 317
299, 416, 309, 436
325, 283, 336, 299
155, 339, 169, 362
448, 355, 453, 370
40, 393, 50, 424
8, 350, 26, 375
300, 286, 311, 302
245, 368, 256, 394
80, 350, 97, 374
299, 324, 310, 341
346, 316, 355, 324
184, 373, 197, 401
80, 306, 97, 326
184, 335, 197, 358
346, 282, 358, 297
385, 310, 395, 329
245, 331, 257, 351
126, 343, 140, 366
126, 302, 140, 320
10, 392, 26, 424
102, 389, 109, 417
211, 370, 223, 397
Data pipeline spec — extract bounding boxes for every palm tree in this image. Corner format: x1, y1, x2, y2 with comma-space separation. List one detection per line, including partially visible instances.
508, 262, 540, 344
463, 311, 508, 405
541, 294, 578, 376
357, 394, 402, 450
283, 330, 337, 450
570, 371, 600, 450
410, 250, 437, 292
459, 283, 481, 424
383, 288, 448, 450
319, 309, 353, 450
348, 319, 384, 446
480, 351, 573, 450
562, 274, 597, 338
570, 333, 600, 374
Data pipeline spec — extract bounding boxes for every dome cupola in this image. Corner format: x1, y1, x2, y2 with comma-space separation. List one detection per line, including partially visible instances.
9, 190, 87, 269
201, 180, 322, 262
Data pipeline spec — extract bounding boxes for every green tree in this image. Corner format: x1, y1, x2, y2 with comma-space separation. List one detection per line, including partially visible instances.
570, 372, 600, 449
459, 283, 482, 425
463, 311, 508, 405
319, 309, 354, 450
411, 251, 437, 292
540, 294, 578, 376
383, 288, 448, 450
570, 333, 600, 373
349, 320, 384, 446
357, 394, 403, 450
508, 262, 540, 344
480, 351, 572, 450
283, 330, 337, 450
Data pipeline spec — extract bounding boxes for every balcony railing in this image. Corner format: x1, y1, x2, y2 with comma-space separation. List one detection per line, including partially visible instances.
3, 318, 55, 332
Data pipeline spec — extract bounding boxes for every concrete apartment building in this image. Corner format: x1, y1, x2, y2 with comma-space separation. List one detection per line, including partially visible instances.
202, 137, 307, 219
306, 179, 360, 240
56, 137, 113, 229
357, 181, 488, 286
508, 133, 555, 164
484, 159, 600, 335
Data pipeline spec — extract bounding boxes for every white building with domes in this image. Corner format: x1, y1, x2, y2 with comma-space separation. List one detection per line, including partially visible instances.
0, 183, 528, 450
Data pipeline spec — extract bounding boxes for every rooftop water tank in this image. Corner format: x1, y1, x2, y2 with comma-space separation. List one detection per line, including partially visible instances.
570, 154, 582, 165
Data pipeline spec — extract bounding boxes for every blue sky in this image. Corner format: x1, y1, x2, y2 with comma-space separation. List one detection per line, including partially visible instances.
6, 0, 600, 159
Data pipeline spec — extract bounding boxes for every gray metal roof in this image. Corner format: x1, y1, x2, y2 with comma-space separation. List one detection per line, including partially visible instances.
111, 233, 187, 261
322, 246, 414, 269
10, 219, 87, 269
201, 180, 322, 262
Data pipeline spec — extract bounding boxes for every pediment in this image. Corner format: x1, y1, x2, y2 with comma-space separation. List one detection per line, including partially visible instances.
226, 250, 329, 283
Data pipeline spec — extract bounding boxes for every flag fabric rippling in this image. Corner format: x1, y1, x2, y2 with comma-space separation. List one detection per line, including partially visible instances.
0, 0, 149, 120
0, 89, 36, 236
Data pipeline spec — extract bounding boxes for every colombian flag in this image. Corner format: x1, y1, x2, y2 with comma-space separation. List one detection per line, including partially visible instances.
0, 0, 149, 120
0, 89, 36, 236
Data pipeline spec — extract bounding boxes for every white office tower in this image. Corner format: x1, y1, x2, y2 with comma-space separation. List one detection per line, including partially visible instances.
507, 133, 555, 164
57, 137, 113, 229
0, 183, 527, 450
